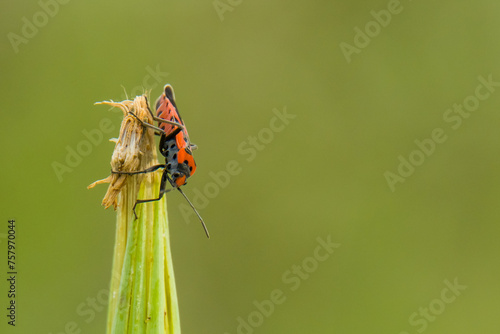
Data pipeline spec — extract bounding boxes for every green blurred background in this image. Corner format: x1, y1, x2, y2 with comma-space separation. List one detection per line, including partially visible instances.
1, 0, 500, 333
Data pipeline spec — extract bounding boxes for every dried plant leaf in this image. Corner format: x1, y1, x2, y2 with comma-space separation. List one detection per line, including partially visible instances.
88, 96, 157, 209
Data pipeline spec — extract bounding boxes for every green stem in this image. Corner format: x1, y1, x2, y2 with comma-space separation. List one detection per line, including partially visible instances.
106, 171, 181, 334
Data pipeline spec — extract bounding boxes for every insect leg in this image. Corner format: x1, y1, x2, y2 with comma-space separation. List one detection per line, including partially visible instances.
144, 99, 186, 132
112, 164, 165, 175
126, 111, 168, 135
132, 170, 175, 219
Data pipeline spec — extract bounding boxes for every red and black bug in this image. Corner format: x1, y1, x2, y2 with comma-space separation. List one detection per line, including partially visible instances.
114, 85, 209, 238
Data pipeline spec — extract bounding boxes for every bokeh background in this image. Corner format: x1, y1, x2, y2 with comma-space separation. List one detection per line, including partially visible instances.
1, 0, 500, 333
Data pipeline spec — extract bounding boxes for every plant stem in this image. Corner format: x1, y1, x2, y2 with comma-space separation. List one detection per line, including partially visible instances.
89, 96, 181, 334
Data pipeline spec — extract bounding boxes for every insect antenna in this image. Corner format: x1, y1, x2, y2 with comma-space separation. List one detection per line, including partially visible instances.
176, 187, 210, 238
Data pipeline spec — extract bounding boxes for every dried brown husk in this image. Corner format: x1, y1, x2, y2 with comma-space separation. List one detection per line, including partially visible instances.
88, 95, 158, 209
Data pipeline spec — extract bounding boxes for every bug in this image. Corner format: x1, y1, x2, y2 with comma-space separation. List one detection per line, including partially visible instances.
114, 85, 209, 238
